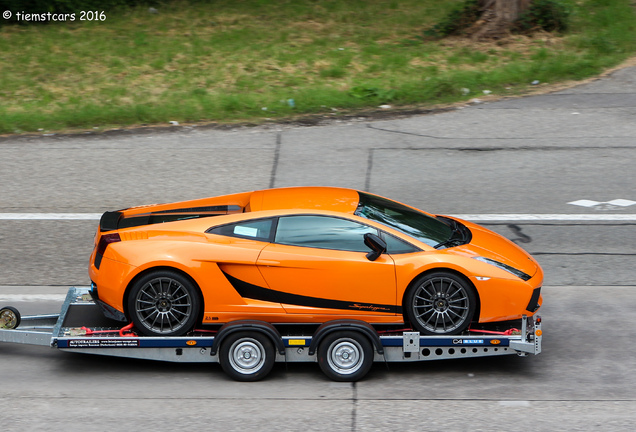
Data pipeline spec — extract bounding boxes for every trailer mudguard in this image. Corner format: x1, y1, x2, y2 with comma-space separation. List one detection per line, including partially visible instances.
308, 319, 384, 355
211, 320, 286, 356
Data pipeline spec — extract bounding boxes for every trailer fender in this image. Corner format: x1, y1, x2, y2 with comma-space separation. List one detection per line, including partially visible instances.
211, 320, 285, 356
308, 319, 384, 356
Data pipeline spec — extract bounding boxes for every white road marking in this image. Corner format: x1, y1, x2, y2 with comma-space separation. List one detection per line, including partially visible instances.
454, 214, 636, 221
569, 200, 604, 208
1, 213, 636, 221
0, 294, 67, 302
499, 400, 531, 407
0, 213, 101, 220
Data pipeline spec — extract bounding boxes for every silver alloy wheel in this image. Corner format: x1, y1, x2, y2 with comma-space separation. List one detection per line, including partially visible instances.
134, 277, 193, 334
228, 338, 266, 374
411, 276, 470, 334
326, 338, 364, 375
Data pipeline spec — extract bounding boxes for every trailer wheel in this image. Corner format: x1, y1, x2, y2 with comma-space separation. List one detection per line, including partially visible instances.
128, 270, 200, 337
0, 306, 21, 330
219, 332, 275, 382
318, 331, 373, 382
405, 271, 476, 335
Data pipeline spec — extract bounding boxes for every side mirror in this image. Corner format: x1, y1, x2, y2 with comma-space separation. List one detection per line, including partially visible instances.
364, 233, 387, 261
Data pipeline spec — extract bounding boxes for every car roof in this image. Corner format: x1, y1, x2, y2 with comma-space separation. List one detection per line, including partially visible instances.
120, 187, 359, 216
110, 187, 361, 232
249, 187, 359, 213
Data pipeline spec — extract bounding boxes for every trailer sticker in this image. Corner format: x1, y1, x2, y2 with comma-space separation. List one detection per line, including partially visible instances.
452, 339, 488, 345
68, 339, 140, 348
380, 337, 510, 347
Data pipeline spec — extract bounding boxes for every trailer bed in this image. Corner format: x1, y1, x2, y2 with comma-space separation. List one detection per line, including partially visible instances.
1, 287, 542, 381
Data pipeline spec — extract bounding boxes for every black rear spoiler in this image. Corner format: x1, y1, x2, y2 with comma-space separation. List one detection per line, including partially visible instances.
99, 205, 242, 232
100, 211, 122, 232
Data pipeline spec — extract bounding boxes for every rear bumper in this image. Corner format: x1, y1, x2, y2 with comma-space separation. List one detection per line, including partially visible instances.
89, 284, 127, 322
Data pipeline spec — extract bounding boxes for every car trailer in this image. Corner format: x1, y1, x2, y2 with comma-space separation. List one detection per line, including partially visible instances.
0, 287, 542, 381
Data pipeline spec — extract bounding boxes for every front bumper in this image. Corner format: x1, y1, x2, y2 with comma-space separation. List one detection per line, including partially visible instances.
526, 287, 542, 313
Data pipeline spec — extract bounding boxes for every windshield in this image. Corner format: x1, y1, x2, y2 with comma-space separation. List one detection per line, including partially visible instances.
355, 192, 453, 248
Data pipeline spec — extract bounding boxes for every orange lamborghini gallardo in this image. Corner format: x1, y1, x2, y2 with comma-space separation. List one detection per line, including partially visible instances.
89, 187, 542, 337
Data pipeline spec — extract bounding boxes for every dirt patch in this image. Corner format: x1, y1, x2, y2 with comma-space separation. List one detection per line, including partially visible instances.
441, 31, 565, 52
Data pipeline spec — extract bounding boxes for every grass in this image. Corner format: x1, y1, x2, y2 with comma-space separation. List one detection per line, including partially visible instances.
0, 0, 635, 134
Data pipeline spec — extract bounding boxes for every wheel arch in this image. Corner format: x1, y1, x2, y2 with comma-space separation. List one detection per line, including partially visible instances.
211, 320, 286, 356
123, 265, 205, 322
401, 267, 481, 327
308, 319, 383, 356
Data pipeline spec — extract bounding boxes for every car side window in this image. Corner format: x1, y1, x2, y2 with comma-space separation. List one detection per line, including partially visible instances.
207, 218, 275, 242
380, 232, 420, 254
275, 215, 377, 252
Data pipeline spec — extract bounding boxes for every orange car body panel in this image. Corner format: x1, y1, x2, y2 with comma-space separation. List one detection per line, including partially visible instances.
257, 243, 397, 314
89, 187, 542, 326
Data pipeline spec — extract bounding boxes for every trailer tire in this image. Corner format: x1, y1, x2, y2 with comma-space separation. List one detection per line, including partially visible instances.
0, 306, 21, 329
318, 331, 373, 382
219, 332, 275, 382
128, 270, 200, 337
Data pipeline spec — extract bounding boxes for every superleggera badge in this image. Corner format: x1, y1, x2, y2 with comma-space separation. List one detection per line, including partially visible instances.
350, 303, 390, 312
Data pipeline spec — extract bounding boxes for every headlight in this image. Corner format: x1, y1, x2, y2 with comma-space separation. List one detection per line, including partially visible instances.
473, 256, 532, 281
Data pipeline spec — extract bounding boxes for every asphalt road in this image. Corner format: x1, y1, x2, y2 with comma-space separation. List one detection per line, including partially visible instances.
1, 65, 635, 430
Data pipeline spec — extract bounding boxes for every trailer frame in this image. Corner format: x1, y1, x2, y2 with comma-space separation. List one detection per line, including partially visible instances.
0, 287, 542, 381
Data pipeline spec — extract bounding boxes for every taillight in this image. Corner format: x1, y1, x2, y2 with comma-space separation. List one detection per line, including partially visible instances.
94, 233, 121, 269
97, 233, 121, 255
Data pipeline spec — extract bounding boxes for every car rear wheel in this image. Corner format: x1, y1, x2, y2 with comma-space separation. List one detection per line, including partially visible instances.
128, 270, 200, 336
219, 332, 275, 382
318, 331, 373, 382
405, 272, 476, 335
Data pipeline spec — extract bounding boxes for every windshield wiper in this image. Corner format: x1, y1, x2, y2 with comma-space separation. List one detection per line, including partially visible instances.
434, 217, 470, 249
434, 238, 462, 249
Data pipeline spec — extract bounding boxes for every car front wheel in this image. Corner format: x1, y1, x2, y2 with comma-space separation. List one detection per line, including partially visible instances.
405, 272, 476, 335
128, 270, 200, 336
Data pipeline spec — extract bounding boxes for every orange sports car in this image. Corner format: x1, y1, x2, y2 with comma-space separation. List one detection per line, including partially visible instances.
89, 187, 542, 337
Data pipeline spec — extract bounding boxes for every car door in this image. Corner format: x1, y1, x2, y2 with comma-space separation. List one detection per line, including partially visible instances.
256, 215, 398, 315
204, 217, 287, 315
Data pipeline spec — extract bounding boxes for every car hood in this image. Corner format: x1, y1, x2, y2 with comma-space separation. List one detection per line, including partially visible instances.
457, 222, 539, 277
